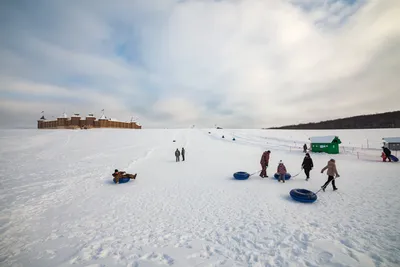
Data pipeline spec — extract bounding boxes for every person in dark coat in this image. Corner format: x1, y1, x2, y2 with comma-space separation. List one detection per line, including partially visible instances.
303, 144, 308, 153
181, 147, 185, 161
175, 148, 180, 162
259, 150, 271, 178
301, 153, 314, 181
382, 147, 392, 162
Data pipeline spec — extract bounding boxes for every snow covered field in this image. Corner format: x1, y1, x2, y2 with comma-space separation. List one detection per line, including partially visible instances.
0, 128, 399, 267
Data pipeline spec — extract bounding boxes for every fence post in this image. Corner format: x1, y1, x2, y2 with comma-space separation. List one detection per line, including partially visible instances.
357, 152, 359, 159
367, 139, 369, 149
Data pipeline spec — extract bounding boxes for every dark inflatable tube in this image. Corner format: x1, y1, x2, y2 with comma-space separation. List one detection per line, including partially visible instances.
113, 177, 131, 184
389, 155, 399, 162
274, 173, 291, 180
289, 189, 317, 203
233, 171, 250, 180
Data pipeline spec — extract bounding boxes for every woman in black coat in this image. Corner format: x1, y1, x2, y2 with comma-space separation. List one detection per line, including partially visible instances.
301, 153, 314, 180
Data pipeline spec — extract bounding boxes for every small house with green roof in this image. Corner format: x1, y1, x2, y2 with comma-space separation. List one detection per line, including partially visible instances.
309, 135, 342, 154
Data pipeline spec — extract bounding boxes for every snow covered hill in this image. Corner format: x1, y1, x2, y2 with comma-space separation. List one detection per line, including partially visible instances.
0, 128, 399, 267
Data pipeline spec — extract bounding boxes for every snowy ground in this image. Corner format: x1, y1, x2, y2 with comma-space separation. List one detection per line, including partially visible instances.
0, 128, 399, 267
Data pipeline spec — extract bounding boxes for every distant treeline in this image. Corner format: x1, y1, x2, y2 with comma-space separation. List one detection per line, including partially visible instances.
268, 111, 400, 130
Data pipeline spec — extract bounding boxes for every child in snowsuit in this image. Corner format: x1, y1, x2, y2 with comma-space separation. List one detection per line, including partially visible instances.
301, 153, 314, 181
277, 160, 287, 183
175, 148, 181, 162
112, 169, 137, 184
320, 159, 340, 191
381, 152, 387, 162
181, 147, 185, 161
259, 150, 271, 178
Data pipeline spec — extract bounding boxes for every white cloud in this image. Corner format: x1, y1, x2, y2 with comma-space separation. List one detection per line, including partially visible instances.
0, 0, 399, 128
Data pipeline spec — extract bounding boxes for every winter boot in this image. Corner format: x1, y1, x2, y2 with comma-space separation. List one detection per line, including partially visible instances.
321, 186, 325, 192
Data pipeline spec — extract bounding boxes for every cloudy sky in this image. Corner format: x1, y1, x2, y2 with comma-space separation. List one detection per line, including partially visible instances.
0, 0, 399, 129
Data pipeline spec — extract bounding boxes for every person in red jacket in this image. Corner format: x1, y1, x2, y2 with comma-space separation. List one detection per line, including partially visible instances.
259, 150, 271, 178
277, 160, 287, 183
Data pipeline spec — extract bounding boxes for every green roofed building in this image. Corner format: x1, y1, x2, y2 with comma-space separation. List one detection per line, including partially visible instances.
309, 135, 342, 154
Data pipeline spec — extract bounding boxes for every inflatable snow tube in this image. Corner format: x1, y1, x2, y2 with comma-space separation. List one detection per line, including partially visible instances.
274, 173, 291, 180
113, 177, 131, 184
389, 155, 399, 162
233, 171, 250, 180
289, 189, 317, 203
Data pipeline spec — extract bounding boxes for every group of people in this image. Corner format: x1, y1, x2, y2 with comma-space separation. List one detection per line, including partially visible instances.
111, 147, 187, 184
175, 147, 186, 162
259, 150, 340, 191
381, 146, 393, 162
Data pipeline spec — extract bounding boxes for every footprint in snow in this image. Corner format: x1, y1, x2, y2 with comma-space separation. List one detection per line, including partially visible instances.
317, 251, 333, 264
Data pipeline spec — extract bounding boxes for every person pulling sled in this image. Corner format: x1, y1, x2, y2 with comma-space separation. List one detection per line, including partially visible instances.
259, 150, 271, 178
382, 146, 392, 162
320, 159, 340, 191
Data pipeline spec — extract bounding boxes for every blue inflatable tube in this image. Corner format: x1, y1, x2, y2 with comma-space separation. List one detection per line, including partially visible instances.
233, 171, 250, 180
389, 155, 399, 162
274, 173, 291, 180
113, 177, 131, 184
289, 189, 317, 203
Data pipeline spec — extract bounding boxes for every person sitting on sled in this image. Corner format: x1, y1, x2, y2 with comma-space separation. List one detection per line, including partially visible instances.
112, 169, 137, 184
277, 160, 287, 183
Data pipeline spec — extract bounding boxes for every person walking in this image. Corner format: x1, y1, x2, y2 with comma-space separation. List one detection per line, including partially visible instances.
175, 148, 180, 162
303, 144, 308, 153
259, 150, 271, 178
320, 159, 340, 191
301, 153, 314, 181
181, 147, 185, 161
382, 146, 392, 162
